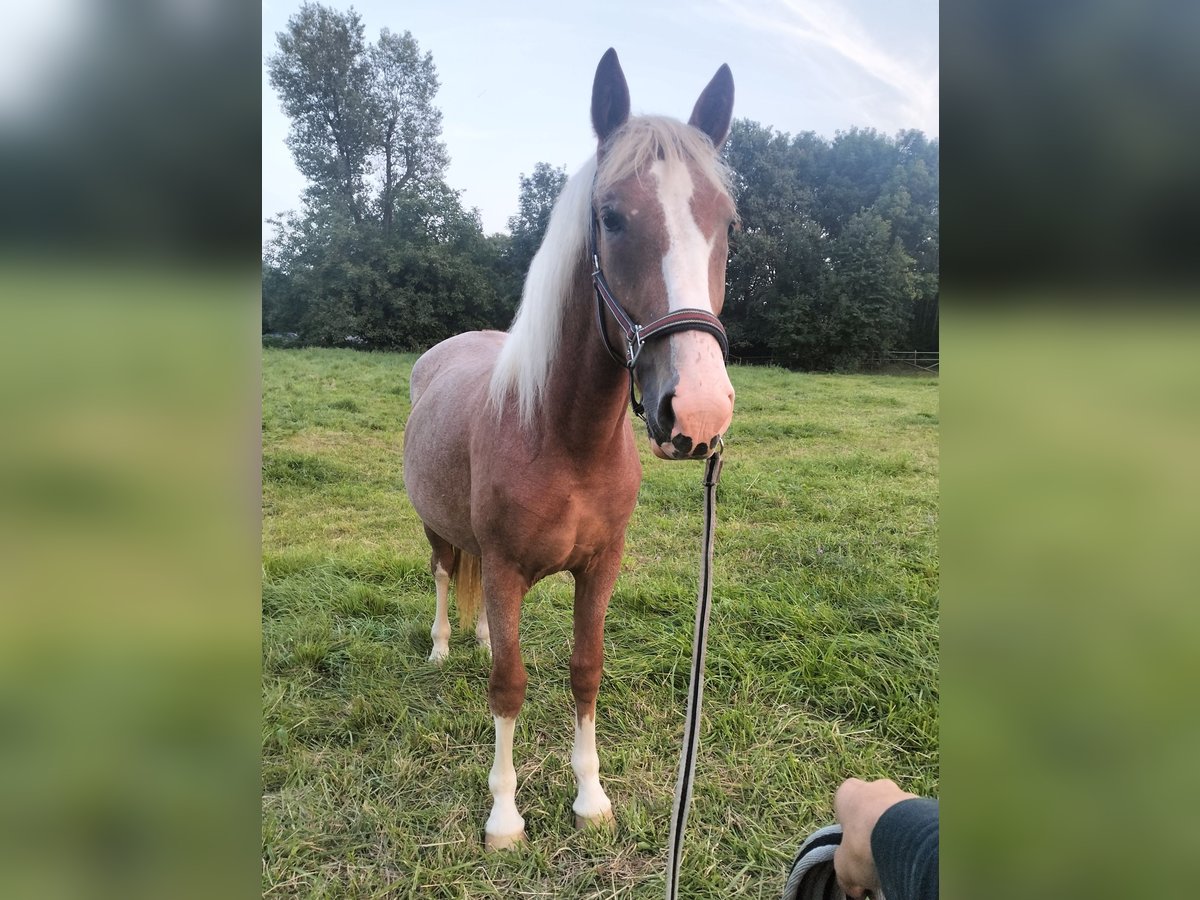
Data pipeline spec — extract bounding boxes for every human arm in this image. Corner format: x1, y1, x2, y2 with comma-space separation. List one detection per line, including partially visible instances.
833, 778, 938, 900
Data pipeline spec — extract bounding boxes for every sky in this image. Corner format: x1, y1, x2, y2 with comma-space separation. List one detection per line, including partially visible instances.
262, 0, 938, 240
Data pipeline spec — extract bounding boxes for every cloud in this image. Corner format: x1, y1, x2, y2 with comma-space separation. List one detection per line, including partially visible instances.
713, 0, 938, 135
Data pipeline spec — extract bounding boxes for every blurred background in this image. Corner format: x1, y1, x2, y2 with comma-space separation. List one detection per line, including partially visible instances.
0, 0, 1197, 897
941, 1, 1200, 897
0, 1, 259, 898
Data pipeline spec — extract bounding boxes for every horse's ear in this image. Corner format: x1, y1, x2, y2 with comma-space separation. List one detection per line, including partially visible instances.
688, 64, 734, 149
591, 48, 630, 146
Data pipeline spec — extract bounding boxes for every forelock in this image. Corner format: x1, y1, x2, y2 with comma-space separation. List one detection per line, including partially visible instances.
594, 116, 733, 199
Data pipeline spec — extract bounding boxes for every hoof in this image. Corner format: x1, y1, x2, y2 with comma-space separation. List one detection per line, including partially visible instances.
428, 645, 449, 665
484, 829, 527, 851
574, 808, 616, 831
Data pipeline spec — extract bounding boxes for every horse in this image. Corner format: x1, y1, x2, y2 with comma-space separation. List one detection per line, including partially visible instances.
402, 48, 737, 850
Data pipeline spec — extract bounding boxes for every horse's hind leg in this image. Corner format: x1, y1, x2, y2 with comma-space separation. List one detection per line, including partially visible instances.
475, 592, 491, 654
423, 525, 455, 664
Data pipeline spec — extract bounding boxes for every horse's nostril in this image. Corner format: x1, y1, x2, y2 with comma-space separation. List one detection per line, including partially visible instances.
671, 433, 694, 456
656, 393, 675, 432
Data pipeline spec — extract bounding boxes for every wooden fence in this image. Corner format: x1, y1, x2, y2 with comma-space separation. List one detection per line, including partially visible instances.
724, 351, 940, 372
878, 350, 940, 371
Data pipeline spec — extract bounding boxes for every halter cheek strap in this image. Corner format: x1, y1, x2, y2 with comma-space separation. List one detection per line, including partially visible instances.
589, 209, 729, 420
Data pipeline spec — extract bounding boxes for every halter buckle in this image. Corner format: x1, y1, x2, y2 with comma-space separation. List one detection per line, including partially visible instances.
625, 325, 644, 369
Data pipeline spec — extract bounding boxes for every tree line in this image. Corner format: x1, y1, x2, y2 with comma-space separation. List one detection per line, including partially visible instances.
263, 3, 938, 369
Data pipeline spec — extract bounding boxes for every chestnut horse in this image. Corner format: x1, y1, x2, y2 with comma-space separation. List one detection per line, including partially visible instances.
403, 48, 737, 849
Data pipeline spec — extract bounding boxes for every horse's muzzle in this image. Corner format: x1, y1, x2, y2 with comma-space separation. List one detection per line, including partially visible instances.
648, 431, 724, 460
639, 330, 734, 460
646, 387, 732, 459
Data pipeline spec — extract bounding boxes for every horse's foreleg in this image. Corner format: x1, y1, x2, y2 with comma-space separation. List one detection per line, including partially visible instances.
483, 563, 529, 850
569, 553, 621, 830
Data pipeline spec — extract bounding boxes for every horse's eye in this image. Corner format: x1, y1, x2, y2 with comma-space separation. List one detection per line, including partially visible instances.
601, 209, 624, 233
727, 220, 740, 240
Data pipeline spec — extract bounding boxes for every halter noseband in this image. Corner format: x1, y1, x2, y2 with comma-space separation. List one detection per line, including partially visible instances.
588, 199, 729, 420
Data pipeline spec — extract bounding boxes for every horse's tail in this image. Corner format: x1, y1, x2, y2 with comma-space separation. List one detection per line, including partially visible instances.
452, 547, 483, 628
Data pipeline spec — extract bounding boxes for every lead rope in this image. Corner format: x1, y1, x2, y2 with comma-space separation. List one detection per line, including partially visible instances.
664, 447, 724, 900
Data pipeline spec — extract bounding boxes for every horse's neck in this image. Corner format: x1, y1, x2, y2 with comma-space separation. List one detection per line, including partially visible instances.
539, 269, 632, 452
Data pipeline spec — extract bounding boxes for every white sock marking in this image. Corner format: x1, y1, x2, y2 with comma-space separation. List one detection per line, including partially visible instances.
571, 714, 613, 821
429, 563, 450, 663
475, 597, 492, 654
486, 715, 525, 839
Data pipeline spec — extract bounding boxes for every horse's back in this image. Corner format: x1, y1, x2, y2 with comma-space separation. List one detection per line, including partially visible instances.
409, 330, 506, 408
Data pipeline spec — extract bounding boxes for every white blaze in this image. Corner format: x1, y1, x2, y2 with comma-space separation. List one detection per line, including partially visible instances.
652, 160, 716, 314
649, 159, 734, 452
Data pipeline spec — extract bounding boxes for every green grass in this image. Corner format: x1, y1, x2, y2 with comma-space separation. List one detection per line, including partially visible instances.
262, 348, 938, 898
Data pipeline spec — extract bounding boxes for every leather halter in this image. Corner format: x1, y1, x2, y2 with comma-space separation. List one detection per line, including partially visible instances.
588, 201, 729, 421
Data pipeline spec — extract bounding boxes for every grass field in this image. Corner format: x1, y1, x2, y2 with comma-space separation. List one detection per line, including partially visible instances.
262, 348, 938, 899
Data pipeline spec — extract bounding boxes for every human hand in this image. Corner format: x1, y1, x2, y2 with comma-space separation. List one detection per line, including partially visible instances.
832, 777, 918, 898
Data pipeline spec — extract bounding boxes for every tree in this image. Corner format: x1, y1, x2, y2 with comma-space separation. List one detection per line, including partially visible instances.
369, 29, 449, 236
723, 122, 827, 359
816, 211, 916, 367
722, 119, 938, 368
812, 127, 899, 236
265, 5, 512, 350
264, 197, 506, 350
506, 163, 568, 291
268, 5, 449, 231
267, 4, 375, 224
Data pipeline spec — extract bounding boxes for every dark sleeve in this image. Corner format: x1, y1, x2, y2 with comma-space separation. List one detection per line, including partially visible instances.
869, 797, 939, 900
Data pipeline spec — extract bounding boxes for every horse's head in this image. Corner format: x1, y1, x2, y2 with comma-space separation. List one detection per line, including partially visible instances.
590, 49, 737, 461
